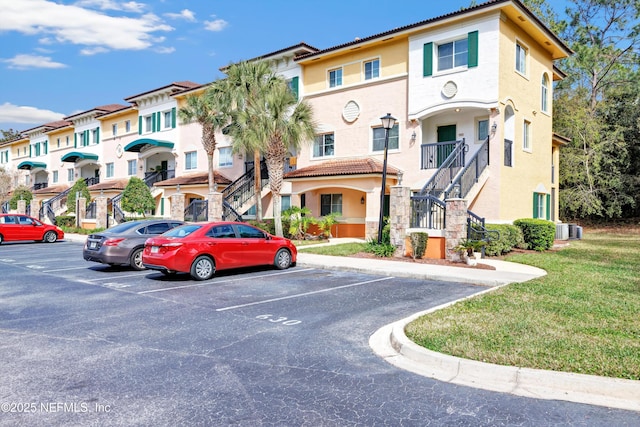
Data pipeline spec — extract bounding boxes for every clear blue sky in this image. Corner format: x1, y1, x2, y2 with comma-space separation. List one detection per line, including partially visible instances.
0, 0, 568, 133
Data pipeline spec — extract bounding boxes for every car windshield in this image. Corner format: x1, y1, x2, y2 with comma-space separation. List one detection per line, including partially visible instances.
162, 224, 202, 238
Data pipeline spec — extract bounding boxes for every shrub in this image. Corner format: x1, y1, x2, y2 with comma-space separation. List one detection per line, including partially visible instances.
409, 232, 429, 260
316, 212, 340, 238
513, 218, 555, 251
248, 219, 275, 235
67, 179, 91, 214
364, 240, 396, 257
483, 224, 524, 256
9, 185, 32, 210
121, 177, 155, 216
55, 215, 76, 227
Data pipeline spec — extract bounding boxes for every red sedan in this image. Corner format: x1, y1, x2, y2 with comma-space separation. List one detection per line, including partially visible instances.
142, 221, 297, 280
0, 214, 64, 244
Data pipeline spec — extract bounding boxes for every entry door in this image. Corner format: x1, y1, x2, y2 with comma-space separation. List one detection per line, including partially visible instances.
436, 125, 457, 166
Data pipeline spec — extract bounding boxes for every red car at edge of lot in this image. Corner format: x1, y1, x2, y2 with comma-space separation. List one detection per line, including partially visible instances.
0, 214, 65, 244
142, 221, 297, 281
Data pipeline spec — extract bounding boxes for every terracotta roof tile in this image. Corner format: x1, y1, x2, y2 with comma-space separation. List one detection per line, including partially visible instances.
285, 158, 400, 179
154, 171, 232, 187
88, 178, 129, 191
33, 184, 69, 195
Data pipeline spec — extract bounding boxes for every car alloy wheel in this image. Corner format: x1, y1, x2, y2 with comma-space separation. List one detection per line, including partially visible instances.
130, 248, 145, 271
190, 256, 215, 281
43, 231, 58, 243
274, 248, 292, 270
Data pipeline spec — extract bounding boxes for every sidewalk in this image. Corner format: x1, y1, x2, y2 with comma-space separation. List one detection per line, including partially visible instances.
298, 238, 640, 413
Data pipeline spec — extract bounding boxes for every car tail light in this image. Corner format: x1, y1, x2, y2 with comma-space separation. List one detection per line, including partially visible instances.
103, 238, 125, 247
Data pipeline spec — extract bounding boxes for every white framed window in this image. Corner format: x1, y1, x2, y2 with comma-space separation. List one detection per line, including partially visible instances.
56, 138, 60, 148
0, 150, 8, 163
516, 42, 528, 75
218, 147, 233, 167
320, 194, 342, 216
52, 171, 58, 183
364, 59, 380, 80
281, 195, 291, 212
125, 120, 131, 133
313, 133, 335, 158
541, 73, 549, 113
127, 159, 137, 176
92, 129, 99, 144
477, 119, 489, 141
106, 162, 114, 178
163, 111, 172, 129
112, 124, 118, 137
437, 37, 468, 72
329, 68, 342, 88
372, 124, 399, 152
185, 151, 197, 170
533, 192, 549, 220
145, 115, 153, 133
67, 169, 74, 182
523, 120, 532, 151
66, 136, 70, 146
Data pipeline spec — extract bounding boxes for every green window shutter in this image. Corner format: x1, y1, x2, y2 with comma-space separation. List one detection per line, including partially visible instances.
85, 130, 89, 146
291, 76, 299, 100
546, 194, 551, 220
152, 113, 156, 132
468, 31, 478, 68
44, 141, 48, 154
156, 112, 161, 131
96, 127, 100, 144
29, 145, 32, 157
171, 107, 177, 128
423, 42, 433, 77
160, 197, 165, 215
138, 116, 142, 135
74, 133, 77, 148
532, 193, 539, 218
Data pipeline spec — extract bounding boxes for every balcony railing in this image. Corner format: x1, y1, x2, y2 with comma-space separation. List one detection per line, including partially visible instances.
410, 195, 445, 229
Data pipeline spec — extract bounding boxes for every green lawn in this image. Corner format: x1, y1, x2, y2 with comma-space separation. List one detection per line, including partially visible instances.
405, 229, 640, 380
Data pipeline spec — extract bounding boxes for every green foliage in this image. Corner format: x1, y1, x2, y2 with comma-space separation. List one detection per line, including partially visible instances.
59, 225, 106, 235
121, 177, 155, 216
66, 179, 91, 214
409, 232, 429, 260
316, 212, 340, 238
364, 240, 396, 257
483, 224, 525, 256
283, 206, 316, 240
9, 185, 32, 210
55, 215, 76, 227
247, 219, 275, 235
513, 218, 555, 251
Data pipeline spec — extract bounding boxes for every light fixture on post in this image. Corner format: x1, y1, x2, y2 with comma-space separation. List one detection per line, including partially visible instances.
377, 113, 396, 244
491, 122, 498, 134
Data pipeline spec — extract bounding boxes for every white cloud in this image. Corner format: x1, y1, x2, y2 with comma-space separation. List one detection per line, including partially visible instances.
0, 103, 65, 125
2, 54, 67, 70
165, 9, 196, 22
0, 0, 173, 52
154, 46, 175, 54
204, 18, 228, 32
80, 46, 109, 55
73, 0, 145, 13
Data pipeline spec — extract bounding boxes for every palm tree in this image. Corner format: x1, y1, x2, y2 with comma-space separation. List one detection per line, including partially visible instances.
178, 88, 227, 194
217, 60, 281, 221
250, 80, 316, 236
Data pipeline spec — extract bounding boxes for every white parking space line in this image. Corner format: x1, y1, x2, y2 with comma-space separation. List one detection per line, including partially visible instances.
216, 276, 394, 312
11, 258, 83, 265
85, 272, 149, 282
47, 266, 93, 272
137, 268, 315, 294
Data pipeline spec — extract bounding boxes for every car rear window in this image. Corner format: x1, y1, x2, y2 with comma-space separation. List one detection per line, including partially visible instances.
163, 224, 201, 238
105, 222, 141, 234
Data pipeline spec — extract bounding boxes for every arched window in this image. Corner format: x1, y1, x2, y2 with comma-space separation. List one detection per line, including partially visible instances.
541, 73, 550, 113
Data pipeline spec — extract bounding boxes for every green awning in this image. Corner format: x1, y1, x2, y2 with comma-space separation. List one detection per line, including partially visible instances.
17, 161, 47, 170
124, 138, 174, 153
61, 152, 99, 162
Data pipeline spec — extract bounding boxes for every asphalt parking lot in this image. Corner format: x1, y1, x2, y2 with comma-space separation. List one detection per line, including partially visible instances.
1, 239, 639, 426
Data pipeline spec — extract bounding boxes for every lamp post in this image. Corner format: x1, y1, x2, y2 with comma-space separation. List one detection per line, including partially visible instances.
377, 113, 396, 244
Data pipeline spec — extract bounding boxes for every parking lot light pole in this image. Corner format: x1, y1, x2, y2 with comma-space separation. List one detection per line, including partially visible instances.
377, 113, 396, 244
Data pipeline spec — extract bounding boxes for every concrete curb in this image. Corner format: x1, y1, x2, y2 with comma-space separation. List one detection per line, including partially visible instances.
370, 310, 640, 412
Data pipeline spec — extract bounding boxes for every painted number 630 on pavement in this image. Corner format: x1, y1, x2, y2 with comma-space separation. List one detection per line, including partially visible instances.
256, 314, 301, 326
